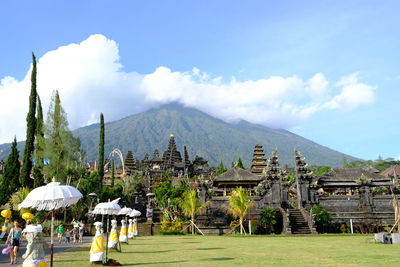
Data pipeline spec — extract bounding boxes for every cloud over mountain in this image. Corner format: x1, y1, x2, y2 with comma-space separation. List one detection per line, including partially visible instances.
0, 34, 375, 144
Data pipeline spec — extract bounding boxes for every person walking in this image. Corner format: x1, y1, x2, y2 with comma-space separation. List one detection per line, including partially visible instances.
6, 221, 23, 265
57, 223, 64, 244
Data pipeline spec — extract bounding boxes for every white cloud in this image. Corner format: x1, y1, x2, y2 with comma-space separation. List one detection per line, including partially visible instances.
0, 34, 376, 144
324, 72, 375, 110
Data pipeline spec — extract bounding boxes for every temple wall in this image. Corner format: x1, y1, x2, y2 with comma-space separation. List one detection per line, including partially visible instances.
318, 195, 398, 224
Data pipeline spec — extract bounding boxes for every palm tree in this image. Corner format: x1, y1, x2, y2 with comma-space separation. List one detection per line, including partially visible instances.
10, 187, 32, 215
227, 187, 254, 234
179, 189, 208, 234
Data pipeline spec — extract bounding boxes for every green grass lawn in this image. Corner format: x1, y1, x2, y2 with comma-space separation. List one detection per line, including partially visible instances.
53, 234, 400, 266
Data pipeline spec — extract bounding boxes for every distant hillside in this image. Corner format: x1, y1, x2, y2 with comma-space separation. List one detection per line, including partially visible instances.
0, 104, 359, 167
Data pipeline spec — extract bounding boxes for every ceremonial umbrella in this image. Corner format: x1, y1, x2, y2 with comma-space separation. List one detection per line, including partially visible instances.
93, 198, 121, 262
18, 181, 82, 267
129, 209, 142, 237
129, 209, 141, 217
118, 207, 132, 244
118, 206, 132, 216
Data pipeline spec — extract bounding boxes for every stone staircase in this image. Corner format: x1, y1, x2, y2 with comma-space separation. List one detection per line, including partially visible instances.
289, 209, 312, 234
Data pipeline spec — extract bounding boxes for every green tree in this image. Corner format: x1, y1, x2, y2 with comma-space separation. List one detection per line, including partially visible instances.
33, 96, 45, 187
20, 53, 37, 188
45, 90, 76, 182
311, 204, 332, 233
259, 207, 282, 234
155, 181, 187, 221
179, 189, 208, 234
214, 161, 227, 176
0, 138, 21, 204
98, 113, 105, 189
236, 158, 245, 169
227, 187, 253, 234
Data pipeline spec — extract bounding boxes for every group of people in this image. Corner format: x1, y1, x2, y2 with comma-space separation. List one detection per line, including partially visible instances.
56, 220, 85, 244
2, 219, 86, 265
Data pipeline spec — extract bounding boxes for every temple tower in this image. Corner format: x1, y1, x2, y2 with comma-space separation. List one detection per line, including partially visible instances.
184, 146, 191, 175
294, 150, 315, 209
124, 150, 136, 174
251, 144, 267, 176
162, 134, 182, 170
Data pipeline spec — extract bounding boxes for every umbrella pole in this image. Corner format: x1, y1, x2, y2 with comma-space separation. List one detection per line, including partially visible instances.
126, 215, 129, 245
105, 214, 109, 264
50, 210, 55, 267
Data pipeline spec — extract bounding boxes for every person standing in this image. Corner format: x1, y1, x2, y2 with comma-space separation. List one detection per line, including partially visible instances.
78, 221, 84, 243
64, 228, 71, 243
72, 220, 79, 243
6, 221, 23, 265
57, 223, 64, 244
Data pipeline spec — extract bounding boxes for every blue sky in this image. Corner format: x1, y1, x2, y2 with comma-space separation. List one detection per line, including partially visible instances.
0, 0, 399, 160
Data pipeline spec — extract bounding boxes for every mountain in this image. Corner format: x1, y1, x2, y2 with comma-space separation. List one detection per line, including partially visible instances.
0, 104, 359, 167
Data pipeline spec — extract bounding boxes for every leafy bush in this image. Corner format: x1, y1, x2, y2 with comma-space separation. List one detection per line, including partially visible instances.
259, 207, 282, 234
160, 218, 184, 233
311, 204, 332, 233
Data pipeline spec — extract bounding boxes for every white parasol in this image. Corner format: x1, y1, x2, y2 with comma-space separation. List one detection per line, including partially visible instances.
93, 198, 121, 216
129, 209, 142, 217
118, 206, 132, 215
129, 209, 141, 238
18, 181, 82, 267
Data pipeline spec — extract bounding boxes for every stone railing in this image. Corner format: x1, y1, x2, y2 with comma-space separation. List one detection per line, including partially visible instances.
299, 207, 318, 234
279, 207, 291, 234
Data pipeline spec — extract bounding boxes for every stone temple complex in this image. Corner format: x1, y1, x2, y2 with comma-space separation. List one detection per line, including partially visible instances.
194, 145, 399, 234
108, 137, 399, 235
107, 134, 210, 186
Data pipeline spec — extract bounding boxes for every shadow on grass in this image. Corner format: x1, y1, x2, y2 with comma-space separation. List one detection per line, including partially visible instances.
122, 250, 174, 254
201, 257, 235, 261
123, 260, 188, 266
64, 247, 89, 252
196, 247, 225, 250
52, 259, 84, 263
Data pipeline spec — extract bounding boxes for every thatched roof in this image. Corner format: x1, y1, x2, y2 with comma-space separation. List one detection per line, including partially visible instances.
318, 168, 389, 183
214, 167, 262, 183
381, 165, 400, 177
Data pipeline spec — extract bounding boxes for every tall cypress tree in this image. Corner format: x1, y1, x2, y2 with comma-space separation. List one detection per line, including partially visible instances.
20, 53, 37, 188
33, 96, 45, 187
98, 113, 105, 189
45, 90, 69, 182
0, 138, 21, 204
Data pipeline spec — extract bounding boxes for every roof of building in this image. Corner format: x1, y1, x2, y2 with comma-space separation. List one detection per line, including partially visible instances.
318, 167, 389, 183
214, 167, 263, 182
193, 156, 208, 164
381, 165, 400, 177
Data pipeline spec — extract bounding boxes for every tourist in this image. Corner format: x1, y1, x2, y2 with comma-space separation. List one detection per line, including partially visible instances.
6, 221, 23, 265
57, 223, 64, 244
72, 220, 79, 243
78, 221, 84, 243
65, 228, 71, 243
